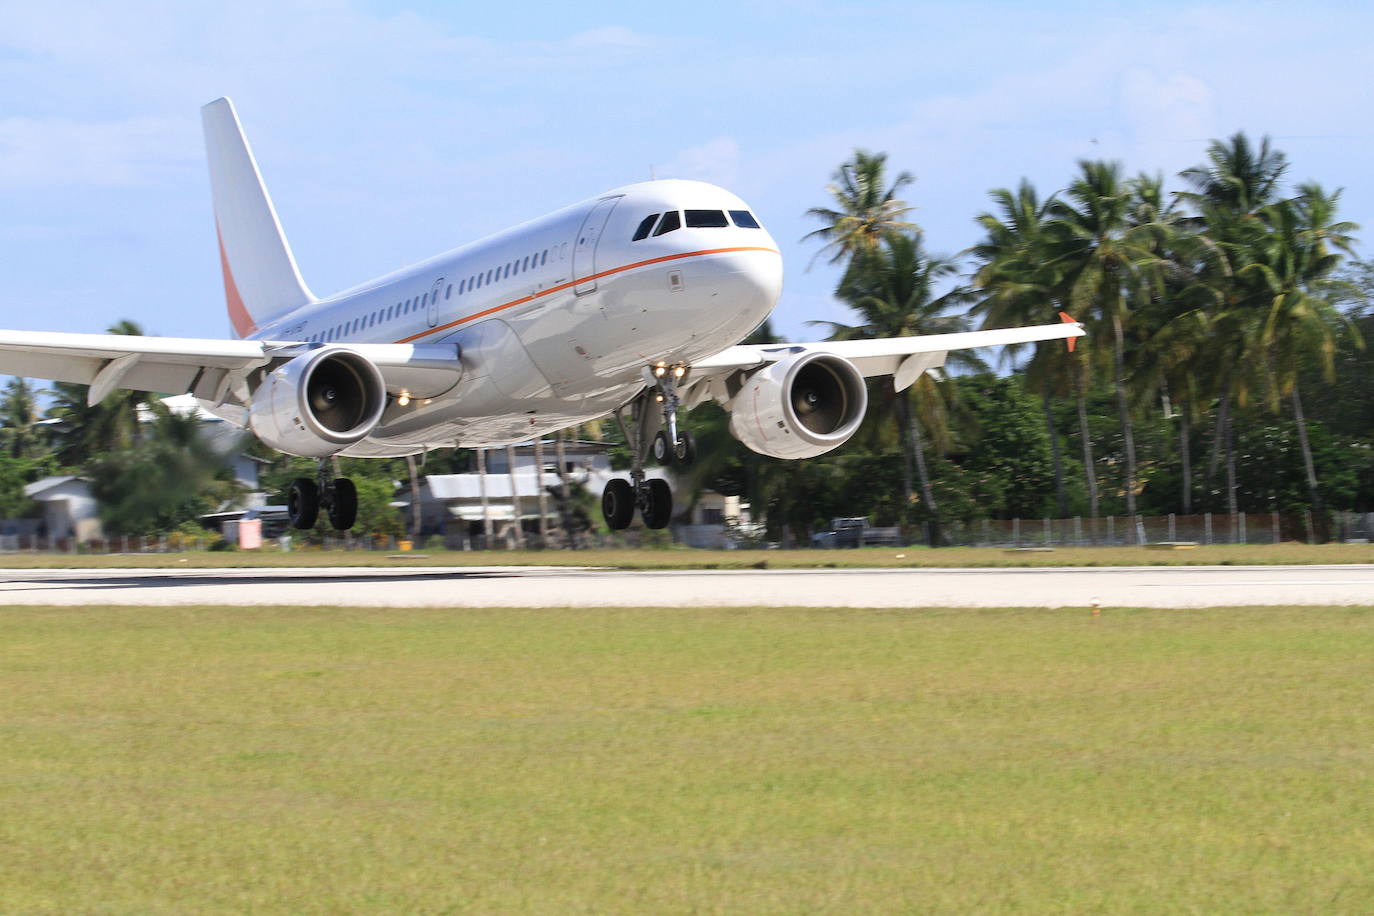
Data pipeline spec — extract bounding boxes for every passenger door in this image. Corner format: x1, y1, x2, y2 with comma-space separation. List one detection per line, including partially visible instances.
428, 278, 444, 328
572, 196, 621, 295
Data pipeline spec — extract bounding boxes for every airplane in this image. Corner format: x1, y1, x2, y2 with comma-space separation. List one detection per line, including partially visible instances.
0, 98, 1083, 532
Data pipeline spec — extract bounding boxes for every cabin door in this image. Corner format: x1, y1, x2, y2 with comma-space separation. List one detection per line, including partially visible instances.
571, 196, 621, 295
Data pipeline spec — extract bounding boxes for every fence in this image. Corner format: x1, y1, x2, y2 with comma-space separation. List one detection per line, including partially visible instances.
2, 511, 1372, 554
935, 511, 1374, 548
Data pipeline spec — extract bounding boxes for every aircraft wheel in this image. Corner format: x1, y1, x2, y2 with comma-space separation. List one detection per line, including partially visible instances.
652, 430, 674, 466
328, 478, 358, 531
288, 478, 319, 530
642, 478, 672, 530
673, 430, 696, 466
601, 478, 635, 530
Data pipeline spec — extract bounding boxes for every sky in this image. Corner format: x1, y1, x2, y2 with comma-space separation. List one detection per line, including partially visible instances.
1, 0, 1371, 348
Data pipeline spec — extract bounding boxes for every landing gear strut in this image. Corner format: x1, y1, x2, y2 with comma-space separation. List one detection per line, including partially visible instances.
287, 460, 358, 531
601, 367, 692, 531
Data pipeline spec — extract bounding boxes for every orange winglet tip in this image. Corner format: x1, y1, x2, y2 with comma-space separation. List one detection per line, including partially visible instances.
1058, 312, 1079, 353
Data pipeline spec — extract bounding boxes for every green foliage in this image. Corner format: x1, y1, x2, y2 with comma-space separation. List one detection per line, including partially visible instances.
87, 402, 240, 536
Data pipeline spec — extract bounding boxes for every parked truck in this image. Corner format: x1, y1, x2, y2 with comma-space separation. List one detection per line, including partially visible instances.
810, 517, 902, 549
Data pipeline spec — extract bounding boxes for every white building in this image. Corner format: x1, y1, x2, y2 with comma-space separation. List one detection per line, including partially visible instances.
22, 476, 102, 542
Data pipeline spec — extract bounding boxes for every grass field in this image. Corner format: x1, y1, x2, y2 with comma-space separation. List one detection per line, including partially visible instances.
4, 605, 1374, 912
0, 541, 1371, 569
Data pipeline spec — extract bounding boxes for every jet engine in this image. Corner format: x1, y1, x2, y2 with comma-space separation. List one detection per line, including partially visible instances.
728, 351, 868, 459
249, 348, 387, 457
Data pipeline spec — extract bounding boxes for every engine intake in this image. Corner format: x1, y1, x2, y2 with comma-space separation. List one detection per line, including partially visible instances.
249, 348, 387, 457
728, 351, 868, 459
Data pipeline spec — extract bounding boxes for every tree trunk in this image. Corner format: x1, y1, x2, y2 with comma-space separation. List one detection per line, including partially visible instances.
893, 388, 915, 519
1179, 399, 1192, 516
554, 430, 576, 549
1042, 375, 1067, 518
1074, 359, 1099, 521
533, 436, 549, 544
405, 454, 422, 542
1207, 393, 1230, 485
1111, 313, 1139, 540
476, 448, 493, 548
1224, 407, 1238, 522
505, 444, 525, 549
906, 400, 940, 547
1291, 385, 1325, 537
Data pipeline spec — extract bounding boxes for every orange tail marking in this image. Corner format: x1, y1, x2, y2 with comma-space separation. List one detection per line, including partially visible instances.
217, 222, 256, 338
1058, 311, 1078, 353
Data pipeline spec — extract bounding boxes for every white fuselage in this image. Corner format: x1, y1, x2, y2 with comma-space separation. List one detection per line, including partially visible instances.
240, 179, 782, 456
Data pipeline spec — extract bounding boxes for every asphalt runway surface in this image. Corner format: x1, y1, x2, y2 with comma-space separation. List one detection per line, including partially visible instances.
1, 564, 1373, 608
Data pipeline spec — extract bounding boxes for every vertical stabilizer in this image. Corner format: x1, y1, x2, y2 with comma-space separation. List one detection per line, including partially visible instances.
201, 97, 315, 338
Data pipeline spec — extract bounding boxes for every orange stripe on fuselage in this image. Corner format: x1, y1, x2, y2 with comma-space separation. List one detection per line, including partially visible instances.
392, 245, 780, 344
216, 223, 257, 338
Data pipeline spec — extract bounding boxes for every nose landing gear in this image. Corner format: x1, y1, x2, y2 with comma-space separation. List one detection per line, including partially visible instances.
601, 366, 694, 531
287, 460, 358, 531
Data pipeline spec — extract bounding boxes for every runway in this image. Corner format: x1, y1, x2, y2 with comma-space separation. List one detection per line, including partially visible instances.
1, 564, 1373, 608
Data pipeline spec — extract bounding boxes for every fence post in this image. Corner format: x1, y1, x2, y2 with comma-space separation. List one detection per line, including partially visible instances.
1012, 518, 1021, 548
1043, 517, 1051, 547
1204, 513, 1212, 545
1074, 516, 1083, 547
1167, 514, 1176, 542
1238, 511, 1246, 545
982, 519, 990, 547
1272, 511, 1280, 545
1304, 510, 1315, 544
1107, 515, 1115, 545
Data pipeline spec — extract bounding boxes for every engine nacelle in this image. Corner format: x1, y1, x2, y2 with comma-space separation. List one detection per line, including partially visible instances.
249, 348, 387, 457
728, 351, 868, 459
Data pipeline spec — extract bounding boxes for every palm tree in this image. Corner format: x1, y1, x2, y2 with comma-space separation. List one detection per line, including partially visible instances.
1243, 184, 1361, 526
1178, 134, 1291, 520
0, 377, 45, 459
46, 319, 151, 466
804, 150, 917, 266
971, 179, 1074, 517
1046, 161, 1165, 538
825, 230, 980, 543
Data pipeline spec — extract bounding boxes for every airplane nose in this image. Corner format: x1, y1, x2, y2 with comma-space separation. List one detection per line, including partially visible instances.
729, 248, 784, 312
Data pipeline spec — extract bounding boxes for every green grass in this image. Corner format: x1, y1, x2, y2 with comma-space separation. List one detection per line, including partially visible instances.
4, 605, 1374, 912
1, 541, 1371, 569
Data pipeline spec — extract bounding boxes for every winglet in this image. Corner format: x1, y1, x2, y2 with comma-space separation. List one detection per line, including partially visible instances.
1058, 312, 1079, 353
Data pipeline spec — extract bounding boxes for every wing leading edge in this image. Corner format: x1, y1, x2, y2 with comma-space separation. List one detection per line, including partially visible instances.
683, 321, 1085, 407
0, 329, 460, 407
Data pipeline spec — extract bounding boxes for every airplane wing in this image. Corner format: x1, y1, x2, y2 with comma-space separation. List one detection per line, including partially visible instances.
0, 329, 461, 406
683, 321, 1084, 406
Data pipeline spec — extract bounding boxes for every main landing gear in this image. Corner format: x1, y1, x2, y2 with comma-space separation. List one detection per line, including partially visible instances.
287, 460, 358, 531
601, 365, 695, 532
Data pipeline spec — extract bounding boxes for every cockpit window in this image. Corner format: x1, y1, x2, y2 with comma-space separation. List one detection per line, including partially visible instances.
729, 210, 761, 229
652, 210, 681, 236
632, 214, 658, 241
685, 209, 729, 228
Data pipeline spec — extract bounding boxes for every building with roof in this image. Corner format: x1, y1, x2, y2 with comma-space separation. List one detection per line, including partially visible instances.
22, 476, 102, 542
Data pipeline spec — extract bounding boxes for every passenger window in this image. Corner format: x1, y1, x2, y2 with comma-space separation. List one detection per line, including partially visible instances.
522, 256, 530, 271
541, 250, 548, 265
730, 210, 761, 228
446, 284, 452, 299
632, 214, 658, 240
685, 209, 729, 228
422, 293, 429, 307
653, 211, 681, 236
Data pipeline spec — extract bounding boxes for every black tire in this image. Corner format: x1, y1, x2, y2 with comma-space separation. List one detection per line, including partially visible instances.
328, 478, 358, 531
673, 430, 696, 465
288, 478, 319, 530
601, 478, 635, 530
642, 478, 672, 529
653, 429, 675, 466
